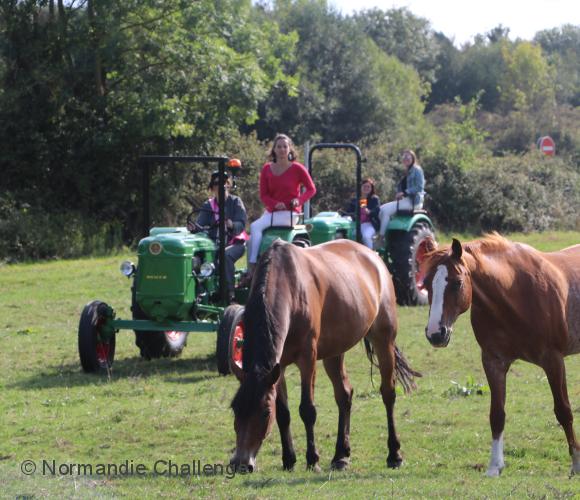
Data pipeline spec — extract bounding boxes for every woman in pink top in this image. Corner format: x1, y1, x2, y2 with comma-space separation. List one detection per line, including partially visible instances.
246, 134, 316, 276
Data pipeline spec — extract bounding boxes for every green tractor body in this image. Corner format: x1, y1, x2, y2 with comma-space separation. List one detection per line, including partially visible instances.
306, 212, 354, 245
136, 228, 210, 322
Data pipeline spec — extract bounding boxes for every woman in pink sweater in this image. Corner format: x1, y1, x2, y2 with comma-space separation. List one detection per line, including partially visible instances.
246, 134, 316, 277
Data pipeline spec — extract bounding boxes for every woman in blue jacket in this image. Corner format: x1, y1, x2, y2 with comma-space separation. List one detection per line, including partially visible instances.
377, 150, 425, 244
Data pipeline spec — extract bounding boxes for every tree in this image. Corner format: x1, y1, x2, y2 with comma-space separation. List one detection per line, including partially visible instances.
535, 25, 580, 106
251, 0, 428, 143
354, 7, 440, 85
499, 41, 555, 112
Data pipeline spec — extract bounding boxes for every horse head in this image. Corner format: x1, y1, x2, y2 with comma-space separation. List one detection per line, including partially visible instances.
423, 238, 472, 347
230, 363, 281, 472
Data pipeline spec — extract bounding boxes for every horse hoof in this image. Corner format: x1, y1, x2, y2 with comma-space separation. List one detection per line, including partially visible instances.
387, 456, 403, 469
282, 462, 295, 472
307, 463, 322, 473
485, 467, 502, 477
331, 458, 350, 471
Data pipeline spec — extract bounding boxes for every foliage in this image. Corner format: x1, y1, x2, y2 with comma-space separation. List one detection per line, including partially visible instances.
354, 7, 440, 84
250, 1, 428, 143
443, 376, 489, 398
424, 151, 580, 233
499, 42, 556, 113
535, 24, 580, 106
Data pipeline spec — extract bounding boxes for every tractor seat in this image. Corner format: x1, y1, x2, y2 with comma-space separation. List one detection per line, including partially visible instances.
267, 224, 307, 230
396, 208, 428, 216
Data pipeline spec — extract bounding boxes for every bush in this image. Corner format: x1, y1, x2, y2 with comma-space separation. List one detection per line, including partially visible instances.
0, 197, 124, 263
424, 152, 580, 233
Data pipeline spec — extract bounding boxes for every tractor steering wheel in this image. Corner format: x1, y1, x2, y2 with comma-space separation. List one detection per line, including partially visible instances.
186, 207, 214, 233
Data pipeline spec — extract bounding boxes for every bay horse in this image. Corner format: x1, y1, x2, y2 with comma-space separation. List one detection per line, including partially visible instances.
229, 239, 419, 472
422, 233, 580, 476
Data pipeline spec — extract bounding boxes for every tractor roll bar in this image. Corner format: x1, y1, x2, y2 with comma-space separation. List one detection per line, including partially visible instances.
307, 144, 363, 244
138, 155, 230, 307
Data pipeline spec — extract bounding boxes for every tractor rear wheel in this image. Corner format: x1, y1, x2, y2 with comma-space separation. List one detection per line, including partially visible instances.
78, 300, 116, 373
387, 223, 434, 306
292, 236, 311, 248
216, 304, 244, 375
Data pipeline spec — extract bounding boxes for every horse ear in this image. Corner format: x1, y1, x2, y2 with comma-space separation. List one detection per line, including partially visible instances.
265, 363, 281, 387
451, 238, 463, 260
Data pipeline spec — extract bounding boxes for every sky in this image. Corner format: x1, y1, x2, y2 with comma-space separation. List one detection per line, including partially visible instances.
328, 0, 579, 46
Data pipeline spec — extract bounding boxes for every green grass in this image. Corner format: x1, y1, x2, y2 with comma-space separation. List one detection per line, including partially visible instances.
1, 231, 579, 498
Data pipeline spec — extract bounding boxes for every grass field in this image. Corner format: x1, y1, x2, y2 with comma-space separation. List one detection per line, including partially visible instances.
1, 232, 579, 498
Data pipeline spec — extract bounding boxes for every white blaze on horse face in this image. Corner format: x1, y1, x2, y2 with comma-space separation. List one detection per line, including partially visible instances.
486, 433, 505, 477
427, 265, 448, 336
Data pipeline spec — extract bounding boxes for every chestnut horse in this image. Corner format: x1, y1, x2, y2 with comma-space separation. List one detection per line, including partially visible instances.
422, 234, 580, 476
229, 239, 419, 472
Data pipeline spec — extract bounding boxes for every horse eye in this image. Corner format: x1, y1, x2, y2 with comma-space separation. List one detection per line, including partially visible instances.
262, 409, 271, 420
449, 280, 462, 291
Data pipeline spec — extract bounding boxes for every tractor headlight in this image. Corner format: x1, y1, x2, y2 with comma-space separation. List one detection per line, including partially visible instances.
120, 260, 136, 277
199, 262, 215, 278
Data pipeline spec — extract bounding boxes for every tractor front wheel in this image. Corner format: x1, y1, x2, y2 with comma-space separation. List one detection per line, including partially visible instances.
216, 304, 244, 375
387, 223, 435, 306
78, 301, 116, 373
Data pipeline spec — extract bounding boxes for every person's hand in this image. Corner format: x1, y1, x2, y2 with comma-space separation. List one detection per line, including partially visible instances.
225, 219, 233, 229
290, 198, 299, 209
395, 192, 405, 201
187, 221, 195, 232
274, 202, 286, 210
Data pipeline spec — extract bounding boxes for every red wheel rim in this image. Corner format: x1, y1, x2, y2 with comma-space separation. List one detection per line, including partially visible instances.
165, 331, 186, 342
96, 342, 110, 365
231, 321, 244, 369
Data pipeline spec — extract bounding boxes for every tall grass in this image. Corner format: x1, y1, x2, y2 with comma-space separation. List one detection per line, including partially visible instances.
1, 232, 579, 498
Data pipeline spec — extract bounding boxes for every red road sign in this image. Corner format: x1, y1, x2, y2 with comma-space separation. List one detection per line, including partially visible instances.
538, 136, 556, 156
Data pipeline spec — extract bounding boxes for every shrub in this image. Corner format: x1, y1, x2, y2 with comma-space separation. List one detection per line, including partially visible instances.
0, 197, 124, 263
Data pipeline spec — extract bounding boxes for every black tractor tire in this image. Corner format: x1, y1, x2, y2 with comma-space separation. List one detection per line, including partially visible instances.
216, 304, 244, 375
131, 286, 182, 359
78, 300, 116, 373
292, 236, 311, 248
387, 223, 435, 306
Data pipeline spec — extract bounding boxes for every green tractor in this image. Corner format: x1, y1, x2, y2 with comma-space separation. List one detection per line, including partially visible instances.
78, 155, 310, 374
304, 143, 436, 306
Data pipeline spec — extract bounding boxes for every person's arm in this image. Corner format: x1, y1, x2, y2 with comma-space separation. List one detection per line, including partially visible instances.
296, 163, 316, 205
259, 164, 279, 211
367, 195, 380, 211
405, 166, 425, 196
195, 200, 213, 227
229, 196, 247, 236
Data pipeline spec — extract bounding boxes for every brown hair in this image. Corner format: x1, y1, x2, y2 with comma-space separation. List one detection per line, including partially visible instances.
361, 178, 376, 197
268, 134, 297, 163
402, 149, 417, 166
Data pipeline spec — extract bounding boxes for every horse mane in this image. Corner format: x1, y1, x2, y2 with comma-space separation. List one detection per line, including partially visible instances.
232, 241, 292, 418
423, 232, 513, 275
231, 372, 271, 418
242, 242, 281, 373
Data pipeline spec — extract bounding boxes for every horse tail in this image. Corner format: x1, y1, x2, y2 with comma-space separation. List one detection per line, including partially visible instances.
394, 345, 422, 394
363, 339, 421, 393
363, 337, 378, 367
